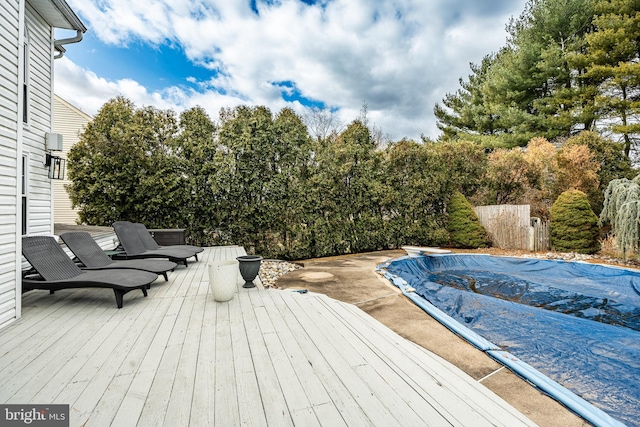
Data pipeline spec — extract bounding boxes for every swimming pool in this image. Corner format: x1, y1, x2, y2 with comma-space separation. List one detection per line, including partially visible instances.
381, 254, 640, 427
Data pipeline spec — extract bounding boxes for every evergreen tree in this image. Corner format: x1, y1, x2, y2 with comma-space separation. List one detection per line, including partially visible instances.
484, 0, 596, 143
217, 105, 278, 252
270, 108, 313, 258
447, 191, 489, 248
174, 106, 219, 244
580, 0, 640, 157
67, 97, 183, 226
308, 120, 385, 255
550, 190, 601, 254
436, 0, 597, 146
433, 55, 501, 142
381, 140, 459, 247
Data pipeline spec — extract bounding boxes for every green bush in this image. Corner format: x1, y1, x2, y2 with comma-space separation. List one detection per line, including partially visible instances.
67, 97, 474, 260
550, 190, 601, 254
447, 191, 489, 248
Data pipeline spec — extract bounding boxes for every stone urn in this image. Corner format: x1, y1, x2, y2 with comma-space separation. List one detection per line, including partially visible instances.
236, 255, 263, 288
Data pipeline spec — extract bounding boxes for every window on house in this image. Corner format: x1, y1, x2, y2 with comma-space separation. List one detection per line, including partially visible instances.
21, 155, 28, 235
22, 28, 30, 124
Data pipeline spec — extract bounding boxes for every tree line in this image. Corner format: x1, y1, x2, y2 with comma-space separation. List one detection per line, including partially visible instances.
66, 97, 633, 260
435, 0, 640, 157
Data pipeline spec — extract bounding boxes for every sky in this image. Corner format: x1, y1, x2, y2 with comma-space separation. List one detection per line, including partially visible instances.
55, 0, 528, 142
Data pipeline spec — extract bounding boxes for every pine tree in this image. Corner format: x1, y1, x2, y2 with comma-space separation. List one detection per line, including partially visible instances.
435, 0, 596, 147
580, 0, 640, 157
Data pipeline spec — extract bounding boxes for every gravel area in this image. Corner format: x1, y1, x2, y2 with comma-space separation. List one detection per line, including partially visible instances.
259, 259, 303, 289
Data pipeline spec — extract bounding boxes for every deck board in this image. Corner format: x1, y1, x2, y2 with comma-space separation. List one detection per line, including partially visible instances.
301, 295, 439, 426
312, 295, 486, 425
331, 297, 535, 424
228, 295, 268, 427
0, 246, 536, 426
276, 290, 403, 427
265, 291, 369, 427
238, 292, 293, 427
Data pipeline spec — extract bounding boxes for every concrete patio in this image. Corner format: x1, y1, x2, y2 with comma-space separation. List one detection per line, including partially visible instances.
1, 246, 536, 426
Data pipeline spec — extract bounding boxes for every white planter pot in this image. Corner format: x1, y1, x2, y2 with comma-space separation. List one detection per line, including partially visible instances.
208, 261, 238, 302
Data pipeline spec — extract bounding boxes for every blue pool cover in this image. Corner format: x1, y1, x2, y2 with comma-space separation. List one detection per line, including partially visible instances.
383, 254, 640, 427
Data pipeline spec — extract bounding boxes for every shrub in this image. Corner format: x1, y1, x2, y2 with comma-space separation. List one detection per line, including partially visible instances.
447, 191, 489, 248
550, 190, 601, 254
600, 175, 640, 259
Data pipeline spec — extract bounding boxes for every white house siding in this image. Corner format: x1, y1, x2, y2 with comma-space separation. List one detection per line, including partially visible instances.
22, 3, 54, 237
0, 1, 20, 330
53, 94, 91, 224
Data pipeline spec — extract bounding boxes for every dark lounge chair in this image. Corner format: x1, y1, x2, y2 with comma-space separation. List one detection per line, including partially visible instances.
132, 223, 203, 259
60, 231, 177, 281
21, 236, 157, 308
112, 221, 195, 267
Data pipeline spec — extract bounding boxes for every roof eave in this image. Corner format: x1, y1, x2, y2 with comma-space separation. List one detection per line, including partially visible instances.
29, 0, 87, 32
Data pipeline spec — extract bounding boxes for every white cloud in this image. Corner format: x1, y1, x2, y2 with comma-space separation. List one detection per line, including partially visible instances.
54, 57, 176, 114
60, 0, 527, 140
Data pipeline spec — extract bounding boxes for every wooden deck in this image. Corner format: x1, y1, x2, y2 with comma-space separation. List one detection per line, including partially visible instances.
1, 247, 535, 426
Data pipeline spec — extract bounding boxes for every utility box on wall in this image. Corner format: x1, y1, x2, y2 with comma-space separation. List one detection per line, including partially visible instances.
46, 133, 63, 151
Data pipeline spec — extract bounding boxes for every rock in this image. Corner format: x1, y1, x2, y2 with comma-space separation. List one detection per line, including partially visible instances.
259, 260, 303, 289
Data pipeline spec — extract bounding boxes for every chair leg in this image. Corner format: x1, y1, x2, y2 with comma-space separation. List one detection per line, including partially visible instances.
114, 287, 146, 308
194, 254, 198, 261
162, 272, 168, 281
169, 257, 188, 267
114, 289, 125, 308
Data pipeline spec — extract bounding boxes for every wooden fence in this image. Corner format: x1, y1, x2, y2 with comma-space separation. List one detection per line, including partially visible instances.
473, 204, 549, 251
530, 217, 550, 251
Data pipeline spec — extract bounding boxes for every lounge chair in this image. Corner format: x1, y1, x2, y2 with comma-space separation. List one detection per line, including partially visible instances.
132, 223, 203, 260
112, 221, 195, 267
22, 236, 157, 308
60, 231, 177, 281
